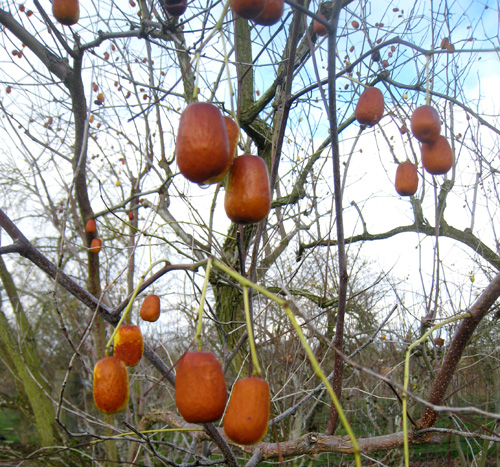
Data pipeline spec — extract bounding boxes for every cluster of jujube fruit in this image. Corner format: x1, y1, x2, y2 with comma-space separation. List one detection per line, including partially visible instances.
93, 292, 269, 444
85, 219, 103, 254
354, 87, 454, 197
176, 102, 271, 225
93, 295, 159, 414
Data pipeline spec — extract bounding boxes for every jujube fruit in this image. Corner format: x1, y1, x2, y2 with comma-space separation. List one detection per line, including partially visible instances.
93, 357, 129, 414
90, 238, 102, 254
52, 0, 79, 25
165, 0, 187, 16
355, 87, 385, 126
420, 135, 453, 175
231, 0, 267, 19
411, 105, 441, 144
175, 351, 227, 423
113, 324, 144, 367
224, 155, 271, 224
395, 161, 418, 196
313, 13, 328, 36
85, 219, 97, 233
203, 117, 239, 185
176, 102, 229, 184
223, 377, 270, 445
140, 294, 161, 322
252, 0, 284, 25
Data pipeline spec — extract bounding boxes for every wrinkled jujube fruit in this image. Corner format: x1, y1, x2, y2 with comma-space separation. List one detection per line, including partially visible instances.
231, 0, 267, 19
52, 0, 80, 25
313, 13, 328, 36
355, 87, 385, 126
93, 357, 129, 414
420, 135, 453, 175
203, 117, 239, 185
176, 102, 229, 184
140, 294, 161, 322
252, 0, 284, 25
410, 105, 441, 144
223, 377, 270, 445
224, 155, 271, 224
113, 324, 144, 367
175, 351, 227, 423
395, 161, 419, 196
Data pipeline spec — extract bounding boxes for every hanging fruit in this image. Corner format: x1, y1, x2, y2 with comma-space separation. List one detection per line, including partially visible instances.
420, 135, 453, 175
52, 0, 80, 25
113, 324, 144, 367
93, 357, 129, 414
223, 377, 270, 445
175, 351, 227, 423
411, 105, 441, 144
140, 294, 161, 322
395, 161, 419, 196
355, 87, 385, 126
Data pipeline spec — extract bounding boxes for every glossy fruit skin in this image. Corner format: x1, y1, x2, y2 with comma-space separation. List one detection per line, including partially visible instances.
175, 352, 227, 423
410, 105, 441, 144
203, 117, 239, 185
93, 357, 129, 414
52, 0, 79, 25
231, 0, 267, 19
85, 219, 97, 233
355, 87, 385, 126
420, 135, 453, 175
165, 0, 187, 16
395, 161, 418, 196
313, 13, 328, 36
176, 103, 229, 184
224, 155, 271, 224
90, 238, 102, 254
113, 324, 144, 367
223, 377, 270, 445
140, 294, 161, 322
252, 0, 284, 26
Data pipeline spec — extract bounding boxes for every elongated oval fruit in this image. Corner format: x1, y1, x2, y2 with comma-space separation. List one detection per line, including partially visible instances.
140, 294, 161, 322
223, 377, 270, 445
252, 0, 284, 26
231, 0, 267, 19
175, 352, 227, 423
52, 0, 80, 25
90, 238, 102, 254
93, 357, 129, 414
411, 105, 441, 144
395, 161, 418, 196
355, 87, 385, 126
420, 135, 453, 175
113, 324, 144, 367
203, 117, 239, 185
85, 219, 97, 233
224, 155, 271, 224
313, 13, 328, 36
176, 103, 229, 184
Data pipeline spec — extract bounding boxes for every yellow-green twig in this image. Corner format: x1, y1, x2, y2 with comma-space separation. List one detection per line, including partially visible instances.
243, 285, 261, 377
402, 313, 470, 467
193, 258, 213, 350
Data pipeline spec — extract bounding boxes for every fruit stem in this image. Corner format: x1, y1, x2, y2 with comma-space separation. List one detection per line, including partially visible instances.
193, 258, 213, 350
243, 285, 261, 377
212, 258, 360, 464
402, 313, 470, 467
105, 259, 169, 351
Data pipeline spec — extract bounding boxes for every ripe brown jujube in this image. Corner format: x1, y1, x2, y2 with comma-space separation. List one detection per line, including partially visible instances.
420, 135, 453, 175
411, 105, 441, 144
223, 377, 270, 445
93, 357, 129, 414
113, 324, 144, 367
395, 161, 418, 196
175, 351, 227, 423
176, 102, 229, 184
355, 87, 385, 126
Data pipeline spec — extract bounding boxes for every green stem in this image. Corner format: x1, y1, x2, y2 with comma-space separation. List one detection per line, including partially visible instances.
105, 259, 170, 352
193, 258, 213, 350
402, 313, 470, 467
212, 258, 360, 465
243, 285, 261, 377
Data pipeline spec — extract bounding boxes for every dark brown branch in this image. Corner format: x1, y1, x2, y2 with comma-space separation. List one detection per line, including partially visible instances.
418, 270, 500, 429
